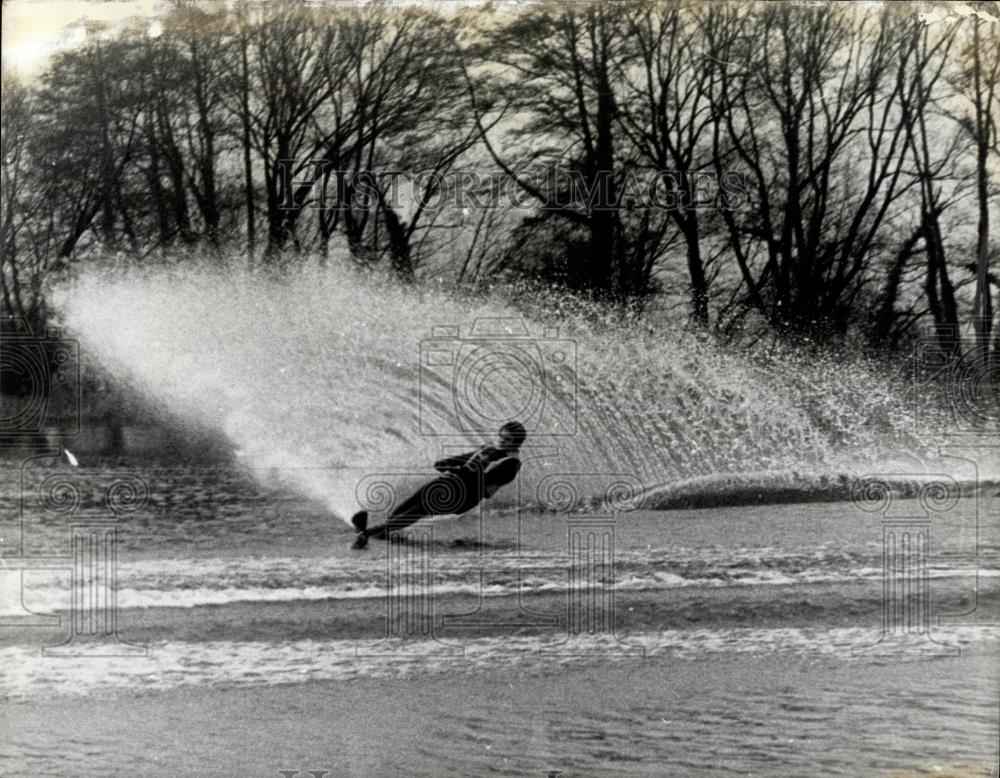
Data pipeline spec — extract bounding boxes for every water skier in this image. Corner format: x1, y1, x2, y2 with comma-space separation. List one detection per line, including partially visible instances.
350, 420, 526, 548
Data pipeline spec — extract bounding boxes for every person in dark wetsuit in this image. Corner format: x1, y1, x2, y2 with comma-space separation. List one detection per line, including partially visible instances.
350, 420, 526, 549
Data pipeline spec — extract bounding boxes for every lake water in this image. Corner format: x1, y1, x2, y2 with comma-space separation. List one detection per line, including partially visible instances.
2, 462, 998, 776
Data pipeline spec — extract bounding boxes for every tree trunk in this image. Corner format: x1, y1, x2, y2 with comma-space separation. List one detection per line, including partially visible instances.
875, 227, 923, 343
972, 19, 994, 361
240, 34, 256, 257
589, 55, 620, 300
682, 214, 708, 326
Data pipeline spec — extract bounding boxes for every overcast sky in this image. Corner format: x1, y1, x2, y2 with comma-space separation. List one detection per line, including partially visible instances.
2, 0, 163, 77
1, 1, 992, 81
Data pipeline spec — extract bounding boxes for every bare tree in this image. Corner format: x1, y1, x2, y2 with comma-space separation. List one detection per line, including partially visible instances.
615, 3, 728, 325
961, 13, 999, 354
239, 3, 338, 255
1, 81, 46, 327
471, 4, 669, 303
706, 5, 939, 337
33, 36, 144, 258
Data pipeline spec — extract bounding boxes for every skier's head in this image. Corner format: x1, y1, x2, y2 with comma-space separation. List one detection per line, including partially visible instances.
498, 420, 527, 452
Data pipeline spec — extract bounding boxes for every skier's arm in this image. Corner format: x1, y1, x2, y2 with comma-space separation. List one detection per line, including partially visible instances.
433, 451, 476, 473
433, 447, 505, 473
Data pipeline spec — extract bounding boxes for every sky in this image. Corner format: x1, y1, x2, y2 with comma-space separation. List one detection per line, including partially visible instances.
1, 0, 995, 81
1, 0, 164, 78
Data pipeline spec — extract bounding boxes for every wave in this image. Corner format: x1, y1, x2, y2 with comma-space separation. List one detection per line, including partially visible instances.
4, 626, 999, 701
637, 471, 999, 511
7, 548, 996, 615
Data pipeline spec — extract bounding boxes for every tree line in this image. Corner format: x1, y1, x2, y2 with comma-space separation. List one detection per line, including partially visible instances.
2, 1, 997, 357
